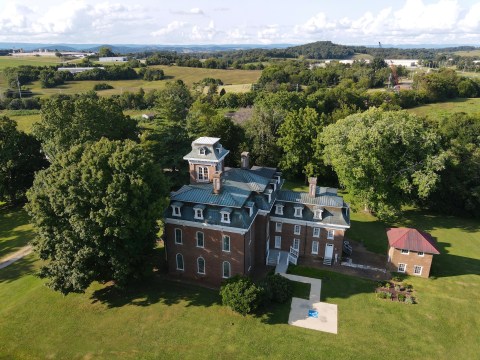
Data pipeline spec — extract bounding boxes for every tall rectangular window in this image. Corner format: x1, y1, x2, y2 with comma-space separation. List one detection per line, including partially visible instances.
313, 227, 320, 237
196, 232, 204, 248
327, 229, 335, 240
312, 241, 319, 255
275, 222, 282, 232
294, 224, 301, 235
174, 228, 182, 244
292, 238, 300, 251
274, 236, 281, 249
398, 263, 406, 273
222, 235, 230, 252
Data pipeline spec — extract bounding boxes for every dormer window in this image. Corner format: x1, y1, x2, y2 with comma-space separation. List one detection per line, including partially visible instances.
275, 204, 284, 215
171, 202, 183, 217
245, 201, 254, 217
264, 189, 272, 203
313, 207, 323, 220
193, 204, 205, 220
294, 205, 304, 218
199, 147, 206, 155
220, 207, 232, 224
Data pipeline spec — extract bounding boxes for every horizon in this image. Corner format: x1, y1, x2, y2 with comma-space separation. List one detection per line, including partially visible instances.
1, 0, 480, 46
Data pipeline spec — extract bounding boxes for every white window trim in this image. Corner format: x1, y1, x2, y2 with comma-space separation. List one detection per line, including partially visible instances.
293, 238, 300, 251
176, 253, 184, 271
220, 212, 231, 224
172, 205, 181, 217
222, 235, 231, 252
275, 222, 282, 232
197, 257, 205, 275
294, 225, 301, 235
194, 208, 204, 220
313, 209, 323, 220
274, 236, 281, 249
196, 231, 204, 248
222, 261, 231, 279
398, 263, 406, 273
174, 228, 182, 244
313, 227, 320, 238
275, 205, 284, 215
199, 147, 206, 155
294, 207, 303, 218
197, 166, 209, 182
413, 265, 423, 276
401, 249, 409, 255
327, 229, 335, 240
417, 251, 424, 257
312, 240, 319, 255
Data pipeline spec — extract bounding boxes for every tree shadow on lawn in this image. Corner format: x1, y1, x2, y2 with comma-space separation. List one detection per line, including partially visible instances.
90, 274, 220, 309
0, 206, 35, 259
399, 209, 480, 234
0, 254, 36, 284
429, 242, 480, 279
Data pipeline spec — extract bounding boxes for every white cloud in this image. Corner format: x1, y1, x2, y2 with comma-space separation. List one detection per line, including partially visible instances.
459, 2, 480, 30
294, 13, 336, 34
151, 21, 188, 37
171, 8, 205, 15
190, 20, 218, 41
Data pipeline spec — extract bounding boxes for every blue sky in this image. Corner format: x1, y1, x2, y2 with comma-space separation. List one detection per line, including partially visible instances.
1, 0, 480, 45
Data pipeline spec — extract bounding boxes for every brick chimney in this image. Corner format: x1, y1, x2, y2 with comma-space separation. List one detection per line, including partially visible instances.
308, 177, 317, 197
241, 152, 250, 169
213, 171, 222, 194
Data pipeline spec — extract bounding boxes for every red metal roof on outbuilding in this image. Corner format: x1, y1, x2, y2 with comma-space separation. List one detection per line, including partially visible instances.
386, 228, 440, 254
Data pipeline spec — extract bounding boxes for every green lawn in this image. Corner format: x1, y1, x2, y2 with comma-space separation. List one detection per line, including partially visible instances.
0, 56, 63, 70
0, 206, 33, 259
408, 97, 480, 119
0, 203, 478, 359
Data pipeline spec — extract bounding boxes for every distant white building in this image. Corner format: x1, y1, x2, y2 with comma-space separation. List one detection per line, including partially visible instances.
58, 67, 105, 74
99, 57, 127, 62
385, 59, 419, 68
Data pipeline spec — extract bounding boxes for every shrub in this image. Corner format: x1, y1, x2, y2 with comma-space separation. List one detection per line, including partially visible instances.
395, 284, 401, 291
93, 83, 114, 91
220, 275, 262, 315
264, 274, 293, 304
398, 294, 406, 302
405, 296, 414, 305
385, 292, 392, 300
376, 291, 387, 299
391, 273, 406, 282
404, 283, 413, 292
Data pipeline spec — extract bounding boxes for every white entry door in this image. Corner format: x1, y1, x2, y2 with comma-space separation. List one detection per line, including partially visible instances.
324, 243, 334, 260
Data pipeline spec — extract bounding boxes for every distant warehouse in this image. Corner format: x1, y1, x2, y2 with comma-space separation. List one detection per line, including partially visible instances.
99, 57, 127, 62
58, 67, 105, 74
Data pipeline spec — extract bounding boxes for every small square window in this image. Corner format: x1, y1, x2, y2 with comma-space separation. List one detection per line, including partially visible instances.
313, 227, 320, 237
294, 225, 301, 235
401, 249, 409, 255
398, 263, 406, 273
222, 213, 230, 223
417, 251, 424, 257
294, 207, 303, 218
275, 205, 284, 215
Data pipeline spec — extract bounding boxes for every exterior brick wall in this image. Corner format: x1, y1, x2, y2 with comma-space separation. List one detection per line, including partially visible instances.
254, 214, 268, 265
388, 247, 434, 278
165, 223, 247, 287
189, 163, 217, 184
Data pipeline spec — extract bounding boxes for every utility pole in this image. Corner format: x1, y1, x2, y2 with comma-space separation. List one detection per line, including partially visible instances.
16, 74, 22, 99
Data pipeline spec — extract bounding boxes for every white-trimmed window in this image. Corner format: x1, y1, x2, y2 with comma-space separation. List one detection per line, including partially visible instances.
265, 189, 272, 203
312, 240, 319, 255
327, 229, 335, 240
417, 251, 424, 257
293, 238, 300, 251
274, 235, 281, 249
171, 203, 182, 217
199, 147, 206, 155
176, 253, 184, 271
398, 263, 406, 273
220, 208, 232, 224
401, 249, 409, 255
275, 204, 284, 215
194, 206, 204, 220
197, 166, 209, 181
275, 222, 282, 232
313, 227, 320, 237
196, 232, 204, 248
222, 261, 231, 278
413, 265, 423, 276
222, 235, 230, 252
174, 228, 182, 244
294, 224, 301, 235
313, 209, 323, 220
294, 206, 303, 218
197, 257, 205, 274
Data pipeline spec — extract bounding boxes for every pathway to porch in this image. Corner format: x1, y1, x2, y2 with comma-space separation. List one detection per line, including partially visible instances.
273, 251, 338, 334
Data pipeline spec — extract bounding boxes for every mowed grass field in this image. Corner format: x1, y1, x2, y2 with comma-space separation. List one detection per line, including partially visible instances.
0, 56, 64, 70
408, 97, 480, 119
0, 200, 479, 359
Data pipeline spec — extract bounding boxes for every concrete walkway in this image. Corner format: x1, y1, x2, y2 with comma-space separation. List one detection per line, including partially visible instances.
277, 266, 338, 334
0, 245, 32, 270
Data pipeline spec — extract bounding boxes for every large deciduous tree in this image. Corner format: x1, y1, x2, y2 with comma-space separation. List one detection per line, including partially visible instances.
321, 108, 446, 221
0, 116, 47, 204
26, 138, 168, 294
33, 93, 137, 159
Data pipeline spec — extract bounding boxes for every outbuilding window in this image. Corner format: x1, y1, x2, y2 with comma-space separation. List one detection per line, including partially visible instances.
176, 253, 184, 271
197, 257, 205, 274
222, 261, 231, 278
